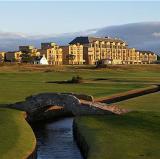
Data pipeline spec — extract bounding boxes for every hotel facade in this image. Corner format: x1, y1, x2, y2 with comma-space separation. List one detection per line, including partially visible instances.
0, 36, 158, 65
39, 42, 63, 65
68, 36, 158, 65
61, 44, 84, 65
0, 52, 6, 63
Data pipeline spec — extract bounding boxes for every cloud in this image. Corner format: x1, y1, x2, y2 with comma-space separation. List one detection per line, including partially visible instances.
0, 22, 160, 55
152, 32, 160, 37
0, 31, 29, 39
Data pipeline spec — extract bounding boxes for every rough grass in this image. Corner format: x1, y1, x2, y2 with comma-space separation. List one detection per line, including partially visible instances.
118, 92, 160, 111
75, 111, 160, 159
0, 108, 36, 159
0, 63, 160, 72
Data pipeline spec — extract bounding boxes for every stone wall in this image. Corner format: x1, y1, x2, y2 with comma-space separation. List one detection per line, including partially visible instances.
73, 119, 89, 159
95, 85, 160, 104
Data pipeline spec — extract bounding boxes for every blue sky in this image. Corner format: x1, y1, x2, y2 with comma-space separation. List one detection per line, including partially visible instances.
0, 1, 160, 34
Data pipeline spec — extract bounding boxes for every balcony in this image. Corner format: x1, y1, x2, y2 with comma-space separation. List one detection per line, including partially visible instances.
88, 48, 94, 51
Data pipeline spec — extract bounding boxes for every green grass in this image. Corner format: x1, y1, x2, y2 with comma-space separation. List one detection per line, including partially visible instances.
0, 108, 36, 159
68, 65, 160, 159
0, 64, 160, 159
75, 111, 160, 159
118, 92, 160, 111
75, 91, 160, 159
1, 65, 160, 104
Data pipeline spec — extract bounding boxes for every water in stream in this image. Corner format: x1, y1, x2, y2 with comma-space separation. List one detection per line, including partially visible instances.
33, 117, 83, 159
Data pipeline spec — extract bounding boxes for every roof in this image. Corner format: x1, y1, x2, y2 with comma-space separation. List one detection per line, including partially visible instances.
6, 51, 20, 53
60, 45, 69, 48
19, 45, 34, 49
69, 36, 125, 45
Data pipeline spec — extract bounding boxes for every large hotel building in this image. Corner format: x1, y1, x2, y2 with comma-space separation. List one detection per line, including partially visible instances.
0, 36, 158, 65
66, 36, 157, 65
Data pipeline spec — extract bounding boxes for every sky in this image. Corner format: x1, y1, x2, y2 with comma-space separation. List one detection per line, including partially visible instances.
0, 1, 160, 35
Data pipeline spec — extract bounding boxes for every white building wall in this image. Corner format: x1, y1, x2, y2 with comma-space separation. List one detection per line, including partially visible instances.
40, 55, 48, 65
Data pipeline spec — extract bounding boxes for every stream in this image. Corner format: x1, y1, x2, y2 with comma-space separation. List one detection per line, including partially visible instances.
33, 117, 83, 159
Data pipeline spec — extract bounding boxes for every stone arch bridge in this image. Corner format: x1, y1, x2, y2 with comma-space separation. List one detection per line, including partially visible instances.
9, 93, 125, 122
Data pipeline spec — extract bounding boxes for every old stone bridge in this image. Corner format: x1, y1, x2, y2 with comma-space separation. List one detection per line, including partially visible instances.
9, 93, 125, 122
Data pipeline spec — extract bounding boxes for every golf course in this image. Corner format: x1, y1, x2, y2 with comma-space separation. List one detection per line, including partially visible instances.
0, 64, 159, 159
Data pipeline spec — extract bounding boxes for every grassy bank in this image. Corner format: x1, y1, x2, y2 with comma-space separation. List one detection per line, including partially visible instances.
75, 91, 160, 159
118, 92, 160, 111
70, 65, 159, 159
75, 111, 160, 159
0, 108, 36, 159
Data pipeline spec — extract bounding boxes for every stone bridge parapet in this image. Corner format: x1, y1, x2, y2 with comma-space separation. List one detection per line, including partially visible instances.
9, 93, 120, 122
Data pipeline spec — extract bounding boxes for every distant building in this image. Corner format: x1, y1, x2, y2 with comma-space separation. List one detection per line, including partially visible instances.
5, 51, 22, 63
69, 36, 128, 64
3, 36, 157, 65
19, 45, 40, 56
96, 59, 112, 67
39, 42, 62, 65
41, 42, 56, 49
19, 45, 34, 53
61, 44, 84, 65
69, 36, 158, 65
137, 50, 157, 64
0, 52, 6, 63
33, 54, 48, 65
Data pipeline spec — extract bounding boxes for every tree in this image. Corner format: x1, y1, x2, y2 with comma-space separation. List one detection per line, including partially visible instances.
20, 53, 33, 63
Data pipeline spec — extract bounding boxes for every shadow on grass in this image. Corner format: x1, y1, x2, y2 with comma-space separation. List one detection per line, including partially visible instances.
46, 80, 84, 84
46, 80, 70, 84
93, 78, 160, 84
0, 104, 10, 108
95, 111, 160, 135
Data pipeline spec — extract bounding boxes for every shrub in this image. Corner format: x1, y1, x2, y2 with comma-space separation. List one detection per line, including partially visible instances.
70, 75, 83, 83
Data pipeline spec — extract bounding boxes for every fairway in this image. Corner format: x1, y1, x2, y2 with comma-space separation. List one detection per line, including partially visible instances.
0, 72, 146, 104
75, 111, 160, 159
118, 92, 160, 111
0, 64, 160, 105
